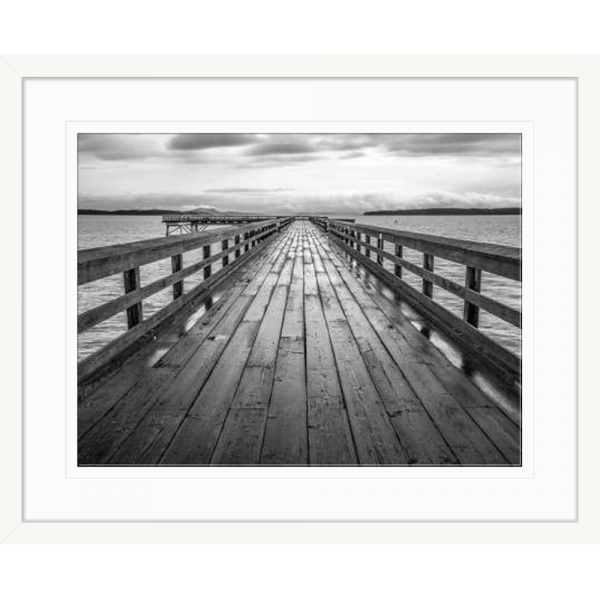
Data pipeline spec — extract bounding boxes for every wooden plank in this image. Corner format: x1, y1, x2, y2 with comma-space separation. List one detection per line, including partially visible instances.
304, 233, 357, 465
112, 234, 298, 464
322, 230, 521, 416
105, 296, 257, 465
78, 228, 290, 451
209, 367, 272, 465
78, 366, 176, 465
400, 363, 509, 465
307, 236, 409, 466
80, 244, 288, 463
211, 230, 298, 465
158, 321, 260, 465
159, 230, 296, 465
325, 236, 521, 387
308, 229, 457, 465
77, 235, 283, 385
261, 338, 308, 465
261, 227, 308, 464
312, 224, 521, 463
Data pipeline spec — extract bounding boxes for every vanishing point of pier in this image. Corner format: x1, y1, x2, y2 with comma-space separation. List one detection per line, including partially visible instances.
77, 215, 521, 466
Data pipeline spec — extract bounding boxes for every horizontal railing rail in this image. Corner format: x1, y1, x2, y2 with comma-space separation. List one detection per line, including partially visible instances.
78, 217, 292, 383
161, 214, 280, 223
311, 217, 522, 385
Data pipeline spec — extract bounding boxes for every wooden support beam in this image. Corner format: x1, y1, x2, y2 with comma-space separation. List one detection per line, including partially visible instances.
123, 267, 143, 329
203, 244, 211, 280
422, 253, 434, 297
222, 239, 229, 267
171, 254, 183, 299
464, 266, 482, 327
394, 244, 403, 278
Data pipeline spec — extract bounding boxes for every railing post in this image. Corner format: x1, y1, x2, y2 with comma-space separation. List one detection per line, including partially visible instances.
222, 239, 229, 267
244, 232, 249, 253
356, 231, 361, 253
203, 244, 211, 280
422, 253, 434, 297
251, 229, 256, 248
365, 234, 371, 258
171, 254, 183, 299
377, 235, 383, 265
123, 267, 142, 329
394, 245, 403, 278
349, 229, 355, 249
464, 266, 482, 327
234, 234, 241, 258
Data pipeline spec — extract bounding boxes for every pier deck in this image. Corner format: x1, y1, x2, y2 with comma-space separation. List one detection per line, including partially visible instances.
78, 220, 520, 466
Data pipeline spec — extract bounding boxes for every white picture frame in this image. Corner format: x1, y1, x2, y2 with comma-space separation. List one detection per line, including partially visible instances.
1, 56, 595, 543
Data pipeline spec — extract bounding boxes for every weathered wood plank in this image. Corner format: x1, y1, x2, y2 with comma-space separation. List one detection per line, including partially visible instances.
159, 231, 295, 465
78, 231, 285, 385
260, 229, 308, 465
158, 320, 261, 465
77, 241, 277, 422
399, 363, 509, 465
308, 229, 457, 465
210, 228, 301, 464
261, 338, 308, 465
326, 236, 521, 387
308, 234, 409, 466
323, 230, 522, 429
304, 229, 357, 465
106, 297, 257, 465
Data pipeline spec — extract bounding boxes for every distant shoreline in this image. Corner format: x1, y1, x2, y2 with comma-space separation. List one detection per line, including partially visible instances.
363, 208, 521, 216
78, 207, 522, 217
78, 209, 254, 216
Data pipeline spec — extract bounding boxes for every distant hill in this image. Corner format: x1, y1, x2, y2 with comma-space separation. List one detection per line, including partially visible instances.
78, 207, 259, 216
363, 207, 521, 216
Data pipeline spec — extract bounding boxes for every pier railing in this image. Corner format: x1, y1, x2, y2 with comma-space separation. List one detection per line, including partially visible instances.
78, 218, 291, 383
312, 217, 521, 385
162, 214, 280, 223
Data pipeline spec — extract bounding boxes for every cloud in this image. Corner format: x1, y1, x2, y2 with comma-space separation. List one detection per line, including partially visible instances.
204, 187, 294, 193
167, 133, 257, 151
246, 137, 315, 156
384, 133, 521, 157
79, 187, 520, 215
78, 134, 165, 161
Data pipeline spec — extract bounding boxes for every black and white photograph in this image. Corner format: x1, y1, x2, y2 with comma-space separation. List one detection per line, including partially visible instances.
77, 132, 522, 467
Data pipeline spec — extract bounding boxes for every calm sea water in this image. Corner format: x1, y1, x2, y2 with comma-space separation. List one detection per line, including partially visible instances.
78, 215, 521, 361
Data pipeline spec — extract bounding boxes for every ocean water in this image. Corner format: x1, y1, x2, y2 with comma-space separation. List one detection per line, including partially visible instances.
77, 215, 521, 361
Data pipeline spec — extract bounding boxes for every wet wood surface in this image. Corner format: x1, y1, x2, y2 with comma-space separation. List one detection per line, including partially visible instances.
78, 220, 521, 466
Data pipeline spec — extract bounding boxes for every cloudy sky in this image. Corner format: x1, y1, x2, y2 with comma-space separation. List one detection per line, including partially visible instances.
78, 133, 521, 214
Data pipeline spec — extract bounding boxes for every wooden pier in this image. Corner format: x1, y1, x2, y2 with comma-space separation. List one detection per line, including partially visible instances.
162, 214, 283, 236
78, 217, 521, 466
162, 214, 356, 235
